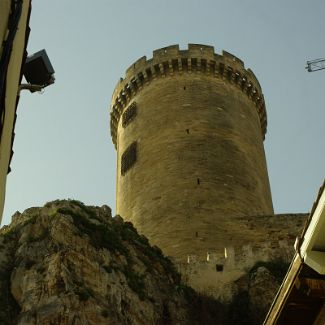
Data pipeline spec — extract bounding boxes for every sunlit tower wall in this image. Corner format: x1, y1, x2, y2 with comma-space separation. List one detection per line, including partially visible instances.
110, 44, 273, 259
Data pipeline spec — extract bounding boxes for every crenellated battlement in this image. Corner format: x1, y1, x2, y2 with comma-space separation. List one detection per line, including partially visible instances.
175, 239, 295, 266
173, 239, 297, 301
110, 44, 267, 148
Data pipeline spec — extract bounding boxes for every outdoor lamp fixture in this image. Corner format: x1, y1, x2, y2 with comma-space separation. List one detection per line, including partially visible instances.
20, 49, 55, 92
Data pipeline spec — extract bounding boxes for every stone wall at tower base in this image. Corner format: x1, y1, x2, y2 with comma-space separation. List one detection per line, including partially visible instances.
172, 213, 308, 302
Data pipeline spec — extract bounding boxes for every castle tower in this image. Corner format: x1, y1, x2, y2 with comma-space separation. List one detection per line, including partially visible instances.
110, 44, 273, 259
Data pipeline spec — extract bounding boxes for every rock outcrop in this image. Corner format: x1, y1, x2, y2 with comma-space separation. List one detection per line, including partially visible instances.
0, 200, 303, 324
228, 261, 290, 325
0, 200, 225, 325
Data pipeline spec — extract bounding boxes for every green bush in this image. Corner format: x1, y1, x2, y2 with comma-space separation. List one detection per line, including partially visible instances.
0, 268, 21, 324
2, 229, 16, 243
101, 309, 109, 318
227, 291, 251, 325
142, 245, 181, 283
249, 259, 289, 282
29, 229, 50, 242
22, 215, 37, 226
37, 265, 46, 274
102, 265, 113, 273
25, 258, 36, 270
75, 286, 94, 301
57, 207, 128, 256
182, 288, 226, 325
124, 267, 146, 300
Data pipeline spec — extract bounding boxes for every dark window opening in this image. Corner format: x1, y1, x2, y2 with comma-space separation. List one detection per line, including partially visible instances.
183, 86, 186, 90
131, 78, 138, 91
146, 68, 152, 80
209, 61, 216, 73
181, 58, 188, 71
138, 72, 145, 84
241, 76, 247, 90
154, 64, 161, 75
216, 264, 223, 272
191, 58, 198, 70
125, 85, 132, 97
197, 178, 200, 185
172, 59, 178, 71
234, 71, 240, 83
201, 59, 207, 71
120, 92, 127, 103
163, 61, 169, 73
121, 142, 137, 175
226, 67, 233, 81
186, 129, 189, 134
122, 102, 137, 128
195, 231, 198, 238
219, 63, 225, 75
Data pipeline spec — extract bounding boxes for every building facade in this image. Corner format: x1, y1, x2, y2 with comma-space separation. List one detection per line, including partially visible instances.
0, 0, 31, 223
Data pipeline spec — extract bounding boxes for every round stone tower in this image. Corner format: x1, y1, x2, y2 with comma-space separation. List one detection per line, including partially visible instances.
110, 44, 273, 259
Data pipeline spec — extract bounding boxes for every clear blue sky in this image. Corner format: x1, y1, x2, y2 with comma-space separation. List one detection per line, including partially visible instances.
1, 0, 325, 226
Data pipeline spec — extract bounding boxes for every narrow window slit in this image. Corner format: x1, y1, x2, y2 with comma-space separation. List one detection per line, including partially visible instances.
125, 85, 132, 97
191, 58, 198, 70
209, 61, 216, 74
145, 68, 152, 80
219, 63, 225, 75
163, 61, 169, 73
172, 59, 178, 71
154, 64, 161, 75
181, 58, 188, 71
131, 78, 138, 91
201, 59, 207, 71
226, 67, 233, 80
137, 73, 145, 86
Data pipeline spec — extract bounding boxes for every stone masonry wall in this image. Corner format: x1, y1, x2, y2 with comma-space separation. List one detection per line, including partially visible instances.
174, 213, 308, 302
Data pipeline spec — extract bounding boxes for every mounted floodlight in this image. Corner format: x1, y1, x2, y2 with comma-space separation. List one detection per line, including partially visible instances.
21, 49, 55, 92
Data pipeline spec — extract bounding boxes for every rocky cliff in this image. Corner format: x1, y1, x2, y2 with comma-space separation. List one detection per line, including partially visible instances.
0, 200, 301, 324
0, 200, 226, 325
